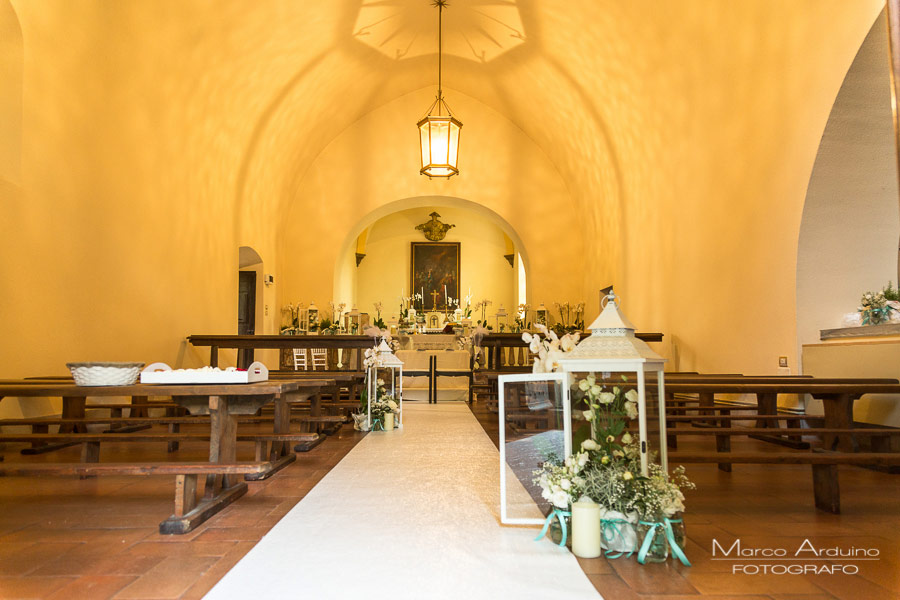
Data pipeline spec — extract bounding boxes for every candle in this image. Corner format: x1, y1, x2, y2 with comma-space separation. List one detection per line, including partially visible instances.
571, 499, 602, 558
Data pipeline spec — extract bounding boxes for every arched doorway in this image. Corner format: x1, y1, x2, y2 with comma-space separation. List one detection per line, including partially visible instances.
333, 197, 530, 324
238, 246, 264, 367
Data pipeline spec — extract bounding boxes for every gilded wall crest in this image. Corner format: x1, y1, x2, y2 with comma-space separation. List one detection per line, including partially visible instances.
415, 211, 455, 241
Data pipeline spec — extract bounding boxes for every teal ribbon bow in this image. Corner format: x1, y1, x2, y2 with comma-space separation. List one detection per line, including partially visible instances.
862, 306, 894, 325
534, 509, 571, 547
637, 518, 691, 566
601, 518, 634, 559
371, 417, 384, 431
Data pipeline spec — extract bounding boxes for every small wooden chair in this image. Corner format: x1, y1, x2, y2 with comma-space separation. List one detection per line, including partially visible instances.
292, 349, 308, 371
310, 348, 328, 371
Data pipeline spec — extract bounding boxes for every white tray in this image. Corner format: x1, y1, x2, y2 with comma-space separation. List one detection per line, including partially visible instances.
140, 361, 269, 384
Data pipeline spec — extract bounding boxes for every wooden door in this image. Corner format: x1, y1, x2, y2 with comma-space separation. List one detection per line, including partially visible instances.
237, 271, 256, 368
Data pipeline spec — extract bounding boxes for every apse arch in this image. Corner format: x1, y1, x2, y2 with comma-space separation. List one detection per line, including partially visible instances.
796, 8, 900, 352
333, 196, 531, 308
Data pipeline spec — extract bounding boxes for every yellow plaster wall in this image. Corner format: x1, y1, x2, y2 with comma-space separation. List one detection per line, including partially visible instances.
0, 1, 891, 424
0, 1, 261, 386
354, 206, 517, 321
278, 89, 583, 314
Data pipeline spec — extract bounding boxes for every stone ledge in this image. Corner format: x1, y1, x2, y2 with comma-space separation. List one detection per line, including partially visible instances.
820, 323, 900, 340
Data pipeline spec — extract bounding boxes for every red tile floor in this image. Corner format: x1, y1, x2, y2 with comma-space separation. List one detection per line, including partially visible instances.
0, 407, 898, 599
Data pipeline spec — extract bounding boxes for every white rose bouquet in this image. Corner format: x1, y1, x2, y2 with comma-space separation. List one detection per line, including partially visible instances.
572, 373, 639, 453
532, 451, 590, 509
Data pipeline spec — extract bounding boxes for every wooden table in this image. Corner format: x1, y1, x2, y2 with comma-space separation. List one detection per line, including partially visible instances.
0, 380, 325, 533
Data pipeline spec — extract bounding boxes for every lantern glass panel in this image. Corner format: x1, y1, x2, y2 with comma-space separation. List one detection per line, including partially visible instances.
430, 119, 450, 165
419, 122, 430, 168
447, 120, 459, 165
498, 373, 569, 524
566, 369, 664, 473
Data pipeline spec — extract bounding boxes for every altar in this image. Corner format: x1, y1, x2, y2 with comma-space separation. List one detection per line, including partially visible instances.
398, 334, 460, 351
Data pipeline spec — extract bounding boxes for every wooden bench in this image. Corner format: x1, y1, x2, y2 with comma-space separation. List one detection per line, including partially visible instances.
669, 451, 900, 513
0, 431, 320, 478
667, 426, 900, 471
0, 461, 269, 534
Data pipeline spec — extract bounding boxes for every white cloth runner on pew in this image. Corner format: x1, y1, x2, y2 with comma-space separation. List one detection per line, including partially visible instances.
205, 403, 601, 600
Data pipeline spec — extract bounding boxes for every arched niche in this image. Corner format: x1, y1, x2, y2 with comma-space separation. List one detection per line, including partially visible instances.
333, 196, 530, 318
796, 8, 900, 350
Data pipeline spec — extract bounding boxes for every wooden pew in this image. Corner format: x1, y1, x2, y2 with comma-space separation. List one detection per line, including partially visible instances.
0, 461, 270, 534
668, 451, 900, 513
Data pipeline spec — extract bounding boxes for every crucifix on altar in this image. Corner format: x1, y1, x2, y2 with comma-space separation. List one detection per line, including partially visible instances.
430, 290, 441, 311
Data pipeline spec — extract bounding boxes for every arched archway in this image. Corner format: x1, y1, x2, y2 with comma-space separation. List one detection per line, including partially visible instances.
796, 8, 900, 350
333, 196, 530, 317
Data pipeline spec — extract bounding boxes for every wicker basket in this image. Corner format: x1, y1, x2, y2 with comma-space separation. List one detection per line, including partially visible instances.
66, 362, 145, 386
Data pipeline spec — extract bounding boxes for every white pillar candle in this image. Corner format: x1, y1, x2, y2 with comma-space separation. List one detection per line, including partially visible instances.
383, 412, 395, 431
571, 499, 602, 558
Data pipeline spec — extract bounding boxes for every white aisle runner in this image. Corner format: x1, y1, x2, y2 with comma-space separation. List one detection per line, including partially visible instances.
206, 403, 601, 600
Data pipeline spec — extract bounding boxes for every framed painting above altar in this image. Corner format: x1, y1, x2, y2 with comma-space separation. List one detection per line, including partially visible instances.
411, 242, 460, 311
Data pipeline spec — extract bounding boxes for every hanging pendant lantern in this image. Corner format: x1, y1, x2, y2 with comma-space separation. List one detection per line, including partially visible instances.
418, 0, 462, 178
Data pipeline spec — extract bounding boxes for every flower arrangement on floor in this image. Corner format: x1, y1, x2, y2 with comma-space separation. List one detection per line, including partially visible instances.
533, 373, 694, 565
353, 377, 400, 432
858, 282, 900, 325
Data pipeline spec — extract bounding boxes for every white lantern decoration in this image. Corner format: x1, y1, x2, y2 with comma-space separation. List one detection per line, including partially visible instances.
366, 339, 405, 429
305, 302, 319, 334
535, 303, 549, 326
556, 292, 668, 475
494, 304, 508, 330
497, 291, 667, 525
345, 305, 360, 334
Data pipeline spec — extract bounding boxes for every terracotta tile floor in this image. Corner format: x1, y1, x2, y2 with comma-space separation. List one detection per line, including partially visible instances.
467, 401, 900, 600
1, 405, 899, 599
0, 424, 365, 599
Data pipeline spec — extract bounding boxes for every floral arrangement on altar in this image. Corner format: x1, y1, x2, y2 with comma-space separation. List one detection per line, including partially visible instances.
462, 293, 474, 319
510, 303, 531, 334
857, 282, 900, 326
372, 302, 386, 329
473, 299, 492, 322
280, 302, 306, 335
521, 324, 580, 373
399, 292, 424, 325
319, 316, 341, 335
551, 301, 585, 336
532, 373, 694, 564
